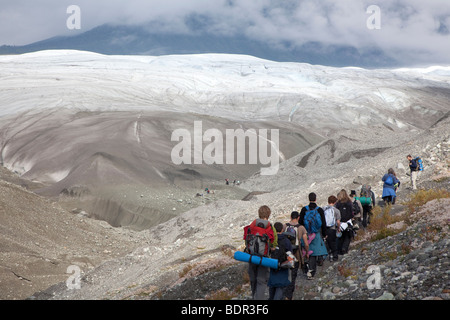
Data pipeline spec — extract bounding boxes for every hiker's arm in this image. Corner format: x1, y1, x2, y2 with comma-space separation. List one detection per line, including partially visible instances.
319, 208, 327, 237
271, 225, 278, 248
302, 234, 309, 257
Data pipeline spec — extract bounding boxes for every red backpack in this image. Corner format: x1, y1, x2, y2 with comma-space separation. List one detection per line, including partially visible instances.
243, 219, 274, 257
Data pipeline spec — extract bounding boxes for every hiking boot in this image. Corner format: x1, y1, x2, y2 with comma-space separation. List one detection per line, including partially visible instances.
306, 271, 313, 280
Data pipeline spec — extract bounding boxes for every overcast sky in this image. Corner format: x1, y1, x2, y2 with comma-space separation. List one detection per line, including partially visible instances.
1, 0, 449, 65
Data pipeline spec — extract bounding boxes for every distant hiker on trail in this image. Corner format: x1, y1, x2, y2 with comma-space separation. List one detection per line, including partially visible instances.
382, 168, 400, 205
335, 189, 355, 255
299, 192, 328, 280
350, 190, 363, 230
226, 179, 229, 185
283, 211, 308, 300
357, 185, 376, 228
407, 154, 419, 190
322, 195, 341, 262
268, 222, 292, 300
243, 205, 278, 300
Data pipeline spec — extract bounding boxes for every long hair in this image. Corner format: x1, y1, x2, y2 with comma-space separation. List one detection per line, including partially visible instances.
337, 189, 352, 203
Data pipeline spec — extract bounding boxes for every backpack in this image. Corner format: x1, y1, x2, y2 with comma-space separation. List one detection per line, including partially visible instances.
336, 201, 353, 222
323, 206, 336, 227
385, 174, 394, 186
414, 156, 424, 171
304, 205, 322, 234
352, 199, 361, 216
270, 238, 287, 264
361, 185, 372, 197
244, 219, 273, 257
284, 223, 299, 248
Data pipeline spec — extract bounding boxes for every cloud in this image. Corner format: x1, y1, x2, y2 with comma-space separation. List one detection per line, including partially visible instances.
0, 0, 449, 65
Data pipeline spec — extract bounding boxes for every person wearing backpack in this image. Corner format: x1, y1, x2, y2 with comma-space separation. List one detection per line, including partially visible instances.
407, 154, 419, 190
322, 195, 341, 262
299, 192, 327, 279
382, 168, 400, 205
357, 185, 376, 228
335, 189, 354, 255
268, 222, 293, 300
283, 211, 308, 299
243, 205, 278, 300
350, 190, 363, 230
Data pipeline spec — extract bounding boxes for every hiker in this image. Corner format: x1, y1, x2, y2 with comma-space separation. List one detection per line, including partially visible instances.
322, 195, 341, 262
357, 185, 376, 228
243, 205, 278, 300
226, 179, 229, 185
407, 155, 419, 190
268, 222, 292, 300
382, 168, 400, 205
350, 190, 363, 229
335, 189, 354, 255
283, 211, 308, 300
299, 192, 328, 279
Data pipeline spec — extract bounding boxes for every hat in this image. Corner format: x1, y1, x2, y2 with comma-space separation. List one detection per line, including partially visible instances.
350, 190, 356, 196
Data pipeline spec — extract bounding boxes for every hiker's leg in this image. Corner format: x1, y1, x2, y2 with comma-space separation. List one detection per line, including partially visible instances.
327, 229, 338, 260
341, 232, 351, 254
284, 262, 298, 300
308, 256, 317, 276
273, 287, 284, 300
254, 265, 269, 300
268, 287, 275, 300
411, 171, 418, 189
362, 208, 368, 228
248, 264, 257, 298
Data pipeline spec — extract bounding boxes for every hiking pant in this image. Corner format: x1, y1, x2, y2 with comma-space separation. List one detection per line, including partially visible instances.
248, 264, 269, 300
362, 205, 372, 228
284, 261, 299, 300
308, 256, 319, 276
337, 230, 352, 254
325, 227, 338, 260
268, 287, 285, 300
411, 170, 418, 190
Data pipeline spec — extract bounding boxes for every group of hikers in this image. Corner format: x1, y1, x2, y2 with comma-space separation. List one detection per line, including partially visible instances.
226, 178, 241, 186
243, 188, 372, 300
242, 154, 423, 300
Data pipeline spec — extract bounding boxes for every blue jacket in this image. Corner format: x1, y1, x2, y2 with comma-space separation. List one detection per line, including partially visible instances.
382, 173, 400, 198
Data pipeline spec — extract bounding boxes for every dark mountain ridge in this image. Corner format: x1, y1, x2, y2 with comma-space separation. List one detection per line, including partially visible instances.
0, 24, 397, 68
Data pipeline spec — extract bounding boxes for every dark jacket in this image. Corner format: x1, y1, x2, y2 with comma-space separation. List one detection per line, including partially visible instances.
300, 203, 326, 236
268, 234, 292, 288
409, 159, 419, 172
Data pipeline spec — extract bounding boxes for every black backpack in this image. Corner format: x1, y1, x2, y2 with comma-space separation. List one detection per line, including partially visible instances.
270, 237, 288, 266
352, 199, 361, 216
337, 201, 353, 222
